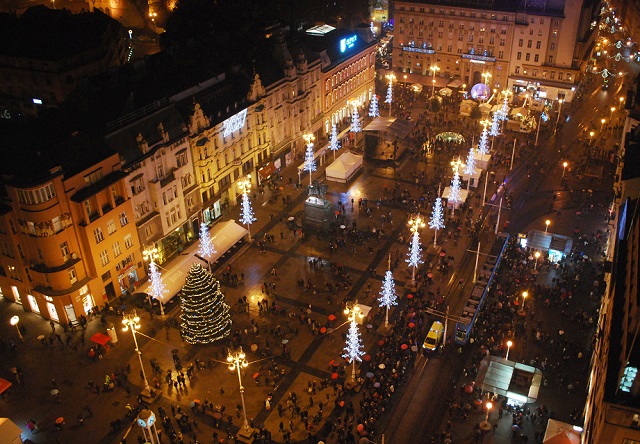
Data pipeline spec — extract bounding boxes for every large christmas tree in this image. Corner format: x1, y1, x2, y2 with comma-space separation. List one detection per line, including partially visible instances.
180, 263, 231, 344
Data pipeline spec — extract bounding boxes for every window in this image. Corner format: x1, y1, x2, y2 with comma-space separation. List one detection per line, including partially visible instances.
119, 212, 128, 227
527, 40, 532, 48
517, 52, 522, 60
94, 227, 104, 243
536, 41, 541, 49
113, 241, 122, 257
518, 39, 523, 47
525, 53, 530, 61
124, 234, 133, 249
552, 29, 557, 37
550, 43, 555, 50
60, 242, 70, 259
107, 219, 116, 235
548, 55, 554, 64
542, 71, 548, 78
515, 66, 520, 74
84, 169, 103, 185
84, 201, 92, 217
500, 39, 505, 46
144, 226, 153, 237
558, 72, 564, 80
102, 271, 111, 282
99, 250, 109, 266
68, 267, 77, 284
550, 71, 556, 79
16, 183, 56, 205
534, 54, 539, 62
498, 51, 504, 59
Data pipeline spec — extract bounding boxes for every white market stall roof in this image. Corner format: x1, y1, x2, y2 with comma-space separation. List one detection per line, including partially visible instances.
140, 220, 247, 303
325, 151, 363, 183
363, 117, 415, 139
543, 419, 582, 444
475, 355, 542, 404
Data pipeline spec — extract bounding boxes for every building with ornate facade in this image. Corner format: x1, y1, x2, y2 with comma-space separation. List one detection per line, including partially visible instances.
0, 132, 141, 324
105, 100, 200, 264
391, 0, 597, 102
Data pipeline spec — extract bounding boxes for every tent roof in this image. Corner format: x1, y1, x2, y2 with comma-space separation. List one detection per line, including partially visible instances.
526, 230, 573, 255
543, 419, 582, 444
90, 332, 112, 346
0, 378, 12, 395
475, 355, 542, 403
326, 150, 363, 176
363, 117, 414, 138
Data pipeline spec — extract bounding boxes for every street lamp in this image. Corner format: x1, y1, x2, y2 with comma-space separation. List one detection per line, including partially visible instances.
430, 65, 440, 96
142, 246, 164, 316
485, 402, 493, 422
589, 131, 595, 147
10, 316, 23, 342
481, 72, 492, 88
555, 99, 563, 130
227, 347, 254, 437
545, 219, 551, 233
562, 161, 568, 179
601, 118, 606, 132
534, 251, 541, 270
610, 106, 616, 120
522, 291, 528, 310
407, 214, 426, 285
620, 96, 625, 108
122, 310, 150, 392
506, 340, 513, 360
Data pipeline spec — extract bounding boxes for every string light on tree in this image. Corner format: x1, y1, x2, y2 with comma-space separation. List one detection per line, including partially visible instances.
350, 101, 362, 134
478, 122, 490, 155
148, 261, 167, 316
343, 302, 365, 383
429, 186, 445, 247
369, 94, 380, 118
406, 214, 425, 286
499, 94, 510, 121
303, 133, 316, 186
378, 256, 397, 328
329, 124, 341, 160
448, 159, 463, 214
197, 222, 216, 272
180, 263, 231, 344
238, 175, 256, 241
489, 109, 501, 137
464, 146, 476, 178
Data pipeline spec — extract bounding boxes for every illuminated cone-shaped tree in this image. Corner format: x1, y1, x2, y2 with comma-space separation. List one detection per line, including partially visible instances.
180, 263, 231, 344
378, 257, 397, 327
406, 230, 423, 285
464, 146, 476, 190
240, 192, 256, 240
343, 320, 365, 382
329, 124, 340, 160
303, 142, 316, 186
369, 94, 380, 118
351, 106, 362, 133
499, 96, 510, 121
197, 222, 216, 271
149, 261, 168, 315
429, 196, 445, 247
447, 170, 462, 214
385, 81, 393, 104
489, 110, 501, 137
478, 126, 490, 155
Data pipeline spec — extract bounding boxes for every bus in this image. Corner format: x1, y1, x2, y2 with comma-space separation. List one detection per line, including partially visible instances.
454, 233, 509, 345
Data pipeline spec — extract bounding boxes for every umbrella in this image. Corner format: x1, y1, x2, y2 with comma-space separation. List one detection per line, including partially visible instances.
407, 294, 413, 299
427, 273, 433, 278
401, 344, 409, 350
320, 327, 327, 334
367, 324, 373, 329
464, 384, 474, 394
373, 382, 381, 388
55, 417, 65, 424
378, 340, 385, 346
363, 354, 371, 361
328, 314, 337, 321
193, 399, 201, 404
252, 373, 260, 379
378, 364, 385, 369
408, 322, 415, 328
282, 339, 289, 344
250, 344, 258, 352
331, 373, 339, 380
287, 216, 295, 221
365, 372, 374, 378
411, 345, 418, 352
438, 87, 453, 96
357, 424, 365, 432
51, 389, 59, 395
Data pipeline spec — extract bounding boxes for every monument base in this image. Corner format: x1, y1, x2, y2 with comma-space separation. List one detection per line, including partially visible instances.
303, 196, 332, 232
236, 426, 259, 443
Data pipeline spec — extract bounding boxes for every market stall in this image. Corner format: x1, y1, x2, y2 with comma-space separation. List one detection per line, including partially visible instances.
325, 151, 363, 183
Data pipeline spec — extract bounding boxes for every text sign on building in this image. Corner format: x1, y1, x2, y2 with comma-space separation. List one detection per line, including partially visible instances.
340, 35, 357, 53
402, 46, 435, 54
222, 109, 248, 138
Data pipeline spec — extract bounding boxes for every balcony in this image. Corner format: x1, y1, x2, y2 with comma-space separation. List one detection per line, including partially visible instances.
160, 170, 176, 188
31, 255, 81, 274
34, 275, 91, 297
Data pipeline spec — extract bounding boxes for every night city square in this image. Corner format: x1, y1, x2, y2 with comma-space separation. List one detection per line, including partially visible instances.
0, 0, 639, 443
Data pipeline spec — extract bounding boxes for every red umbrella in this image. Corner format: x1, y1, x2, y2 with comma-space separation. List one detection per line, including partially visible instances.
320, 327, 327, 334
408, 322, 415, 328
331, 373, 339, 380
440, 252, 446, 257
363, 354, 371, 361
378, 339, 385, 346
329, 359, 336, 366
427, 273, 434, 278
407, 294, 413, 299
465, 384, 474, 394
253, 373, 259, 379
401, 344, 409, 350
328, 314, 337, 321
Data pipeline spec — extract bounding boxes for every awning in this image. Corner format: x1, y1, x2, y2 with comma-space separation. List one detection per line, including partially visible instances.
90, 332, 112, 346
526, 230, 573, 255
0, 378, 12, 395
208, 220, 248, 264
258, 162, 277, 180
475, 355, 542, 404
447, 79, 464, 88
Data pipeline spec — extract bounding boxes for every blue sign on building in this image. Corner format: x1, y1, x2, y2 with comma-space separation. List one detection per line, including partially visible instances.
340, 35, 357, 53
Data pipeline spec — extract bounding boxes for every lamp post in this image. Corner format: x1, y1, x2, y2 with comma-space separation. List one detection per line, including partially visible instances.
535, 111, 543, 146
10, 316, 23, 342
620, 96, 625, 109
481, 72, 492, 89
122, 310, 150, 392
545, 219, 551, 233
555, 98, 563, 130
601, 118, 606, 132
506, 340, 513, 360
407, 214, 426, 286
227, 347, 253, 437
534, 251, 541, 270
521, 291, 528, 310
142, 246, 164, 316
485, 402, 493, 422
562, 161, 568, 179
610, 106, 616, 121
589, 131, 595, 147
430, 65, 440, 96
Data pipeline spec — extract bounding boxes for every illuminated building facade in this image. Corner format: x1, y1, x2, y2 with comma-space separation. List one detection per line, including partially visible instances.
0, 133, 141, 324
